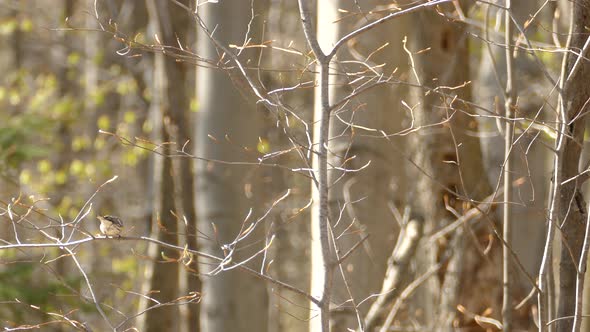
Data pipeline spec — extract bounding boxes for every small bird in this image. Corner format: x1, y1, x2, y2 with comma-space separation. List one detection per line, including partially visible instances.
97, 215, 124, 237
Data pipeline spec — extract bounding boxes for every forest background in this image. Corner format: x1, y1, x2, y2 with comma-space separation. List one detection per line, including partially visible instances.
1, 1, 589, 332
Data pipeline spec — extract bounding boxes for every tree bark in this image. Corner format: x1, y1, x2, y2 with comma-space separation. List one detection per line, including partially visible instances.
554, 2, 590, 331
409, 4, 494, 330
195, 1, 268, 331
147, 2, 201, 331
263, 3, 313, 331
137, 1, 181, 330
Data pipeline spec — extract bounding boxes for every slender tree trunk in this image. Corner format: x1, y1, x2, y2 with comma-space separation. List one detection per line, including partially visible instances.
53, 2, 76, 330
137, 1, 180, 330
502, 1, 516, 330
142, 124, 179, 332
312, 0, 412, 330
195, 1, 268, 331
308, 3, 336, 330
147, 2, 201, 331
474, 2, 551, 329
554, 2, 590, 331
264, 3, 313, 331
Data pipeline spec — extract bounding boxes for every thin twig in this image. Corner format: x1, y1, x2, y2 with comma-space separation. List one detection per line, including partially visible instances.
502, 1, 515, 330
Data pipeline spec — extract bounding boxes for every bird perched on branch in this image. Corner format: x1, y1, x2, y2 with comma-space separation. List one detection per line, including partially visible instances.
97, 215, 124, 237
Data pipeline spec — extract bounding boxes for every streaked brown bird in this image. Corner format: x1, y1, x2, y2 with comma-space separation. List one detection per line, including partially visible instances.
97, 215, 124, 237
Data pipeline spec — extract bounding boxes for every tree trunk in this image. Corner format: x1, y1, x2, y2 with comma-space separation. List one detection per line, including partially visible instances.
195, 1, 268, 331
146, 2, 201, 331
311, 0, 413, 330
137, 1, 181, 330
263, 2, 313, 331
408, 4, 495, 330
554, 1, 590, 330
53, 2, 76, 331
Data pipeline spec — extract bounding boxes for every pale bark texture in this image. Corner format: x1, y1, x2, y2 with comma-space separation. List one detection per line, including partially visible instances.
309, 4, 336, 331
195, 1, 268, 331
311, 0, 412, 330
554, 1, 590, 330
